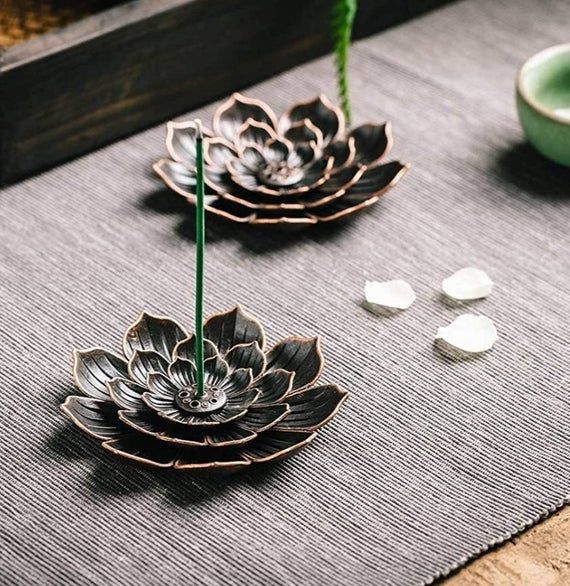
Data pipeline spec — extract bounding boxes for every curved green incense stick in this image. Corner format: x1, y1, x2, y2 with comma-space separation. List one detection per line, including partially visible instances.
194, 119, 205, 397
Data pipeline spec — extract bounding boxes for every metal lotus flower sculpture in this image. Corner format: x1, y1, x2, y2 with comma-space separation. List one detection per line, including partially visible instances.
154, 93, 409, 227
61, 306, 348, 472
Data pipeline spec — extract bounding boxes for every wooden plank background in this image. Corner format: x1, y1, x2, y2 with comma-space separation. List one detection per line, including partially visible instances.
0, 0, 450, 184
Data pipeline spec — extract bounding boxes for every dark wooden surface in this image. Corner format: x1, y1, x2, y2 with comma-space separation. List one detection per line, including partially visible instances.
0, 0, 452, 185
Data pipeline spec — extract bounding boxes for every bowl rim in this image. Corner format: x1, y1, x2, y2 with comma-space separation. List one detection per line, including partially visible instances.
516, 42, 570, 127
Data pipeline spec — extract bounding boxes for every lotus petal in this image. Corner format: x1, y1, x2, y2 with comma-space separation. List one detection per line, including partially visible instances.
214, 93, 278, 142
364, 279, 416, 310
240, 145, 266, 170
283, 118, 323, 147
203, 306, 265, 355
239, 429, 316, 463
152, 159, 219, 205
123, 312, 187, 360
156, 403, 248, 427
311, 164, 365, 196
118, 409, 207, 446
107, 378, 146, 410
278, 385, 348, 432
219, 368, 254, 397
61, 396, 124, 440
292, 142, 319, 166
73, 349, 129, 400
205, 426, 258, 447
435, 314, 498, 354
225, 342, 265, 378
441, 267, 493, 301
265, 337, 323, 391
235, 119, 277, 149
173, 337, 219, 362
237, 403, 290, 433
142, 391, 177, 414
296, 157, 334, 190
226, 159, 264, 192
226, 388, 261, 409
103, 434, 178, 468
323, 137, 356, 169
312, 161, 409, 222
204, 354, 230, 386
167, 358, 196, 388
128, 350, 169, 385
253, 369, 294, 405
119, 408, 168, 436
350, 123, 392, 165
279, 95, 344, 145
147, 372, 179, 396
264, 138, 292, 164
204, 137, 237, 168
166, 120, 211, 165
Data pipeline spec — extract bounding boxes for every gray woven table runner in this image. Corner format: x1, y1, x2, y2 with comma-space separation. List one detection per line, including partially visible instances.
1, 0, 569, 584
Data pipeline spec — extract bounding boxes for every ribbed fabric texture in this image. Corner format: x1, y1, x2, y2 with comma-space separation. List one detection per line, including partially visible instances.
0, 0, 569, 584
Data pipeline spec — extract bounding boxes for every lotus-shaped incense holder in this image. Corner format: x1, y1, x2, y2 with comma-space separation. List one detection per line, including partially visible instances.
61, 306, 348, 472
154, 93, 409, 227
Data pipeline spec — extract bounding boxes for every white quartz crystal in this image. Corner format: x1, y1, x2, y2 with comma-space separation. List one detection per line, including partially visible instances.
364, 280, 416, 310
435, 314, 498, 354
441, 267, 493, 301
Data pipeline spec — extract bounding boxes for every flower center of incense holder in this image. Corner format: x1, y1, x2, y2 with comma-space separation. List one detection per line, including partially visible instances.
259, 162, 304, 188
175, 386, 227, 414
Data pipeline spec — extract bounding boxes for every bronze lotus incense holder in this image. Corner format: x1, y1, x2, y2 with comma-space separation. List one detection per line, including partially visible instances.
61, 306, 348, 473
154, 93, 408, 227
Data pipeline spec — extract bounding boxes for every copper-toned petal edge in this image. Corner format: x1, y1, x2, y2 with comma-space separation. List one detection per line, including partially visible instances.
166, 120, 213, 163
204, 136, 238, 167
213, 93, 279, 137
153, 159, 255, 223
217, 191, 306, 211
350, 121, 393, 165
280, 384, 349, 432
205, 428, 258, 447
314, 162, 410, 223
127, 349, 169, 385
167, 357, 196, 388
173, 455, 251, 471
266, 335, 324, 392
234, 118, 278, 147
101, 437, 176, 468
253, 369, 295, 405
225, 341, 266, 378
278, 94, 346, 142
284, 118, 324, 148
121, 310, 188, 360
326, 136, 357, 170
118, 409, 209, 447
240, 430, 318, 463
203, 305, 266, 353
303, 164, 367, 209
238, 403, 291, 433
249, 214, 318, 226
72, 348, 129, 400
106, 377, 146, 410
60, 396, 122, 441
173, 337, 220, 361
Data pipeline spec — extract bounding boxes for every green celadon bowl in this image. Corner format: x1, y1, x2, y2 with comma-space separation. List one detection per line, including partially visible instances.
516, 43, 570, 167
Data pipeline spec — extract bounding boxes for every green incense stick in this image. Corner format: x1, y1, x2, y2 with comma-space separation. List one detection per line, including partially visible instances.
194, 119, 205, 398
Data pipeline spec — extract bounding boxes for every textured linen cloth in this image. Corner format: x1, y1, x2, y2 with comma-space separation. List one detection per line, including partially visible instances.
1, 0, 569, 584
